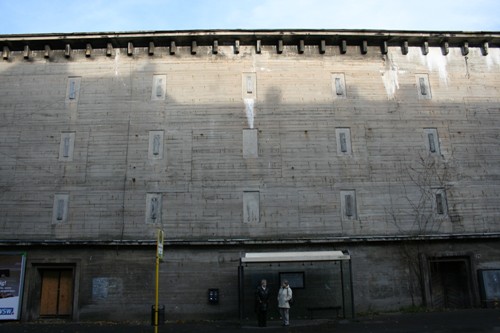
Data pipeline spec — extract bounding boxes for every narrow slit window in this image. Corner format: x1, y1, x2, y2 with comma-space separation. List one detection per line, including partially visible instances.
424, 128, 440, 155
152, 134, 161, 156
246, 76, 253, 94
332, 74, 346, 99
59, 132, 75, 161
336, 128, 352, 155
339, 132, 347, 153
52, 194, 69, 223
243, 191, 260, 223
428, 133, 436, 153
434, 189, 447, 216
436, 193, 444, 215
242, 73, 257, 99
68, 80, 76, 99
148, 130, 164, 160
56, 199, 65, 220
151, 75, 166, 101
416, 74, 431, 99
66, 77, 81, 102
341, 190, 357, 220
345, 195, 353, 217
150, 197, 158, 220
335, 77, 344, 96
62, 137, 71, 158
156, 79, 163, 97
243, 129, 258, 158
419, 77, 427, 96
146, 193, 162, 224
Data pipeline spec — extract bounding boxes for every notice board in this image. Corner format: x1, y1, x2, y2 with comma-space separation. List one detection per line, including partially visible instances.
0, 253, 26, 320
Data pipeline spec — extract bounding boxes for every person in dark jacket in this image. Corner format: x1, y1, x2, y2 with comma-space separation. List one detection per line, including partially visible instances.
255, 279, 270, 327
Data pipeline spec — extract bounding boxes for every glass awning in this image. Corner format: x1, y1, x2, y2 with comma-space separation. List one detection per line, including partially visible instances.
241, 250, 350, 263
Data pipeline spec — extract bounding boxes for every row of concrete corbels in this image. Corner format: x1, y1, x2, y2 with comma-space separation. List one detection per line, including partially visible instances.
1, 39, 492, 60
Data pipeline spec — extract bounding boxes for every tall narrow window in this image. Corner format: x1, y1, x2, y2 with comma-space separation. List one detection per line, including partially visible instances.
52, 194, 69, 223
436, 193, 444, 214
332, 73, 346, 99
68, 80, 76, 99
341, 190, 357, 220
150, 197, 159, 220
243, 129, 258, 158
59, 132, 75, 161
242, 73, 256, 99
56, 199, 65, 220
336, 128, 352, 155
424, 128, 440, 155
151, 75, 166, 101
146, 193, 162, 224
66, 77, 81, 102
428, 133, 436, 153
416, 74, 431, 99
152, 134, 161, 156
246, 75, 254, 94
156, 79, 163, 97
62, 137, 71, 158
335, 77, 344, 96
339, 132, 347, 152
243, 191, 260, 223
435, 189, 447, 216
148, 130, 164, 160
345, 195, 353, 217
419, 77, 427, 96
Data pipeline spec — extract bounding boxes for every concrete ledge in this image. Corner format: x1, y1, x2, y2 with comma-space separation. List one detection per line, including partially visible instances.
1, 232, 499, 247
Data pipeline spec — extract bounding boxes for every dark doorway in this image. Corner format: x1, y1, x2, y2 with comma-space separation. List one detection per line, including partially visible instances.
429, 258, 472, 309
39, 268, 74, 317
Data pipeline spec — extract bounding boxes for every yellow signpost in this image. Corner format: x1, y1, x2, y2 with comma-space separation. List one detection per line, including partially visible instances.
154, 229, 164, 333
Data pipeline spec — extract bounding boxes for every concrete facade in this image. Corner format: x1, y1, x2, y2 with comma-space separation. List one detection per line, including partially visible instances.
1, 30, 500, 322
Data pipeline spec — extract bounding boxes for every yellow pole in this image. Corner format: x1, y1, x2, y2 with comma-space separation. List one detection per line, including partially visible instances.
154, 252, 160, 333
154, 229, 163, 333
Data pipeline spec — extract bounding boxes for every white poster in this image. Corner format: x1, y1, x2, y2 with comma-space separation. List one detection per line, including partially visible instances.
0, 253, 26, 320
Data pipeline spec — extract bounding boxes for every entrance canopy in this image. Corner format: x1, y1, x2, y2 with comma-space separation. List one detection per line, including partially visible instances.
241, 250, 350, 263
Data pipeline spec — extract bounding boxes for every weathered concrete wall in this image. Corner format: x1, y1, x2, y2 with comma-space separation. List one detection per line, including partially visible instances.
1, 42, 500, 241
20, 247, 155, 321
13, 239, 500, 321
1, 30, 500, 320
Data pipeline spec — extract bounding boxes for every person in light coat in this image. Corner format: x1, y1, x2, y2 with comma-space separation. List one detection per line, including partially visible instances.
277, 280, 293, 326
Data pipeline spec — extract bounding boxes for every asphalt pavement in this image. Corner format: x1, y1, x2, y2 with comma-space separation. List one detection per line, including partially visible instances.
1, 308, 499, 333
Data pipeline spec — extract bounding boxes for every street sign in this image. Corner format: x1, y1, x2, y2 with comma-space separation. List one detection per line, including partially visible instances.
157, 230, 164, 260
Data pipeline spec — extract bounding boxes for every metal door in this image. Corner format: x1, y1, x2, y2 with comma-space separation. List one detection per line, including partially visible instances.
429, 259, 471, 308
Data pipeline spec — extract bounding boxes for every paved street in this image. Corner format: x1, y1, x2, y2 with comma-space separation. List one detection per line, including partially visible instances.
1, 309, 499, 333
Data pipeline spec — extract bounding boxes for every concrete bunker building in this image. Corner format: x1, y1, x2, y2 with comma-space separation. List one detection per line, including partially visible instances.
0, 29, 500, 322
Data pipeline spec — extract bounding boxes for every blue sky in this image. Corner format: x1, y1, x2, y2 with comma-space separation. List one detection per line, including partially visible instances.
1, 0, 499, 35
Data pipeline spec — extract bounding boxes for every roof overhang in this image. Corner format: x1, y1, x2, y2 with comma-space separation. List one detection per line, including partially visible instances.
241, 250, 350, 263
1, 29, 499, 51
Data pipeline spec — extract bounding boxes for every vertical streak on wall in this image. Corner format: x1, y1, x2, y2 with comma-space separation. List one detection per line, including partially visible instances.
422, 47, 449, 86
485, 47, 500, 70
381, 52, 400, 100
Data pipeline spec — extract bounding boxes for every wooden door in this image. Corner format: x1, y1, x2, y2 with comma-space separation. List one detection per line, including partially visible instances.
40, 269, 73, 317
